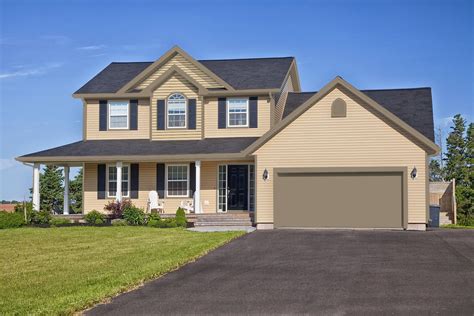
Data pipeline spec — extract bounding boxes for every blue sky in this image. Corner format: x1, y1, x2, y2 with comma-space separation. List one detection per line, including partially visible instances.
0, 0, 472, 200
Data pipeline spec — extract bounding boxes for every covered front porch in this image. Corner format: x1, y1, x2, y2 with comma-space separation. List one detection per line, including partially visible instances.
26, 159, 255, 216
16, 137, 259, 217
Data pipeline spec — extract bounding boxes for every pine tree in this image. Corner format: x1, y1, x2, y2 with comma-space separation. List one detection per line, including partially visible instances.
429, 159, 444, 181
466, 123, 473, 183
444, 114, 467, 185
69, 169, 83, 214
39, 165, 64, 213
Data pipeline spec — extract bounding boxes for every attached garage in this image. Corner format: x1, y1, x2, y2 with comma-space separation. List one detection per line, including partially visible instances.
274, 168, 407, 229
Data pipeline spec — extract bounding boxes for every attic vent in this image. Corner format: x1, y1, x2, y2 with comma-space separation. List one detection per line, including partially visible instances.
331, 98, 347, 118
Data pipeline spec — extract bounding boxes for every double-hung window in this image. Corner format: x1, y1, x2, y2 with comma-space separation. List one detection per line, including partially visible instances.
227, 98, 248, 127
166, 164, 189, 197
108, 101, 129, 129
107, 165, 129, 198
167, 93, 187, 128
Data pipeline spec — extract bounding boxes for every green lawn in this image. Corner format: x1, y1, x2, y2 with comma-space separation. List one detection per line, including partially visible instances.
440, 224, 474, 229
0, 226, 244, 315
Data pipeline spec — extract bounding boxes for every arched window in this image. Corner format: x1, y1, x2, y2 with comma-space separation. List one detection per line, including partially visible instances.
331, 98, 347, 118
167, 93, 187, 128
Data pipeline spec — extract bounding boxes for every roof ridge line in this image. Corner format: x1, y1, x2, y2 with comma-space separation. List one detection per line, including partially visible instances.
361, 87, 431, 92
198, 56, 294, 62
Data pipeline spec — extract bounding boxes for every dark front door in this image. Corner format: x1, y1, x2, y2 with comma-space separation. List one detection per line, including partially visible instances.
228, 165, 248, 211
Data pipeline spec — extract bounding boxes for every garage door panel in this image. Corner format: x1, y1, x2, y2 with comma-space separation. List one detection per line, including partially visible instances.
274, 171, 403, 228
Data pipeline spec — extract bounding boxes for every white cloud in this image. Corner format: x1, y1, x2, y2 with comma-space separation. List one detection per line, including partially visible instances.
77, 45, 106, 50
0, 63, 63, 79
0, 158, 17, 171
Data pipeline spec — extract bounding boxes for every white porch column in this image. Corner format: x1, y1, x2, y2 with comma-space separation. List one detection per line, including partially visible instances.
63, 166, 70, 215
194, 160, 201, 213
32, 163, 40, 211
116, 161, 122, 202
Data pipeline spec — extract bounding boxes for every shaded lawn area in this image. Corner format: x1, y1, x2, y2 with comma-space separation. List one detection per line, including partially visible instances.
0, 226, 244, 315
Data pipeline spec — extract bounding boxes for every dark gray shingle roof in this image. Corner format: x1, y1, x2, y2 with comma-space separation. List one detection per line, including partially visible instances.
75, 57, 294, 94
283, 88, 434, 141
20, 137, 258, 158
199, 57, 294, 90
75, 62, 152, 94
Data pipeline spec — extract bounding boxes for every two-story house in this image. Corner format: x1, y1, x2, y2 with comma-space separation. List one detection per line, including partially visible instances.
17, 46, 439, 230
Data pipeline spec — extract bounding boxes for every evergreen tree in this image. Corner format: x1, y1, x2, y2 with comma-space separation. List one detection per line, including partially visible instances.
69, 168, 83, 214
444, 114, 467, 185
466, 123, 473, 183
429, 159, 444, 181
39, 165, 64, 213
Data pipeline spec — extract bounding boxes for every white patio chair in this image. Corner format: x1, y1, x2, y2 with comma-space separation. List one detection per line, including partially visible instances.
180, 200, 194, 214
148, 190, 164, 214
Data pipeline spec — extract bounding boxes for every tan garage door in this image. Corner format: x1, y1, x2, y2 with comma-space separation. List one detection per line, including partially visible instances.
274, 169, 405, 228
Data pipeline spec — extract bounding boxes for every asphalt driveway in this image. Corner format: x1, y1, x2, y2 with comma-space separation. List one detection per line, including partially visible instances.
88, 229, 474, 315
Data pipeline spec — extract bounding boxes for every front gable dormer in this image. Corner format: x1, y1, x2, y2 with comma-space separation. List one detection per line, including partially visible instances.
119, 46, 234, 94
151, 70, 202, 140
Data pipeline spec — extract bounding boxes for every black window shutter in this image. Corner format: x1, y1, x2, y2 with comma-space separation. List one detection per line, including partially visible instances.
189, 163, 196, 198
218, 98, 227, 129
249, 96, 258, 128
130, 100, 138, 130
99, 100, 108, 131
130, 163, 139, 199
97, 164, 106, 199
156, 163, 165, 198
188, 99, 196, 129
157, 100, 165, 130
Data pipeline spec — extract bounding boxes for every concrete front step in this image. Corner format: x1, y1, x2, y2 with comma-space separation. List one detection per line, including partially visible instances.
194, 222, 253, 227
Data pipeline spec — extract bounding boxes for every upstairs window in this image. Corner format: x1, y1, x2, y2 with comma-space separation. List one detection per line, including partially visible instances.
108, 101, 129, 129
227, 98, 248, 127
167, 93, 187, 128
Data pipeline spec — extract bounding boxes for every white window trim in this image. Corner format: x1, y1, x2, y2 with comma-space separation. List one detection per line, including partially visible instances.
166, 93, 187, 129
227, 98, 249, 128
165, 164, 190, 198
106, 164, 130, 198
108, 101, 129, 130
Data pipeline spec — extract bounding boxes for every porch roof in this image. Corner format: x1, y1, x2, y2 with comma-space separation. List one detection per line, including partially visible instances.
16, 137, 258, 163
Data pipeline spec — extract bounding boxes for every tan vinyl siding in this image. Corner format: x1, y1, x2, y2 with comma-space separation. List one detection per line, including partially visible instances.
136, 53, 223, 90
273, 76, 294, 125
83, 160, 253, 214
85, 99, 150, 140
204, 97, 271, 138
151, 74, 203, 140
254, 86, 427, 225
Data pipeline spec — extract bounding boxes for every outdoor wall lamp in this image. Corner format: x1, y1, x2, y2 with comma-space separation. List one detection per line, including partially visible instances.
262, 169, 269, 181
410, 166, 417, 179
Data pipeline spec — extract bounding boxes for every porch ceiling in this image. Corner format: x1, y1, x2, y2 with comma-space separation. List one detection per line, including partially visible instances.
16, 137, 258, 163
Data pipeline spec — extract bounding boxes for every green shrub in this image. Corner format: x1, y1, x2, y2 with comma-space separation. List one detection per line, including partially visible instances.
147, 218, 177, 228
14, 202, 34, 224
123, 206, 145, 225
147, 219, 160, 227
458, 215, 474, 227
32, 210, 52, 225
111, 219, 128, 226
175, 208, 187, 227
49, 217, 71, 226
147, 211, 161, 222
0, 211, 25, 229
84, 210, 106, 225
